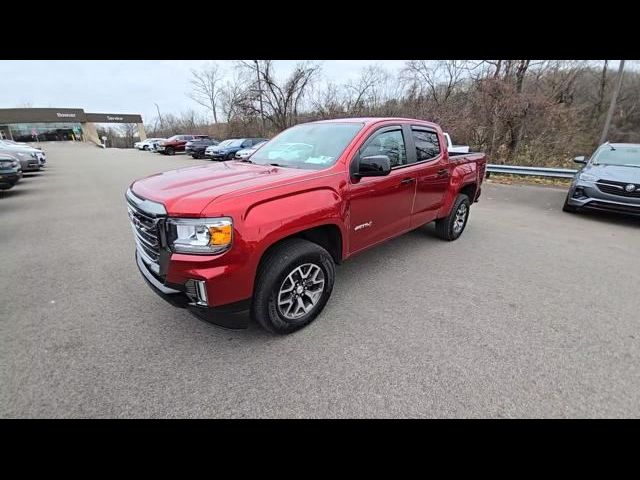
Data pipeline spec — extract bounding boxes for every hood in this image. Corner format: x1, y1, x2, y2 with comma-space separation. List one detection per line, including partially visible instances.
0, 145, 39, 155
583, 163, 640, 183
131, 161, 314, 216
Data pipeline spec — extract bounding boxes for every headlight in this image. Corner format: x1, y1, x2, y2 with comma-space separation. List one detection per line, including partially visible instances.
166, 217, 233, 255
579, 172, 598, 182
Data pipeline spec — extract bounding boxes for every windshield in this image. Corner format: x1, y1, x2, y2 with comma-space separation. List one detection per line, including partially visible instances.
250, 122, 364, 170
225, 139, 244, 148
593, 146, 640, 167
217, 139, 235, 147
167, 135, 179, 141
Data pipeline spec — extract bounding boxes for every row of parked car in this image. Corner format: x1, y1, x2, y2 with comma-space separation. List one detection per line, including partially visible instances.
134, 135, 269, 161
0, 139, 47, 191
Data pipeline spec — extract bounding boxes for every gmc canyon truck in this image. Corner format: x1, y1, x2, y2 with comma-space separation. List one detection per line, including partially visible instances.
126, 118, 487, 334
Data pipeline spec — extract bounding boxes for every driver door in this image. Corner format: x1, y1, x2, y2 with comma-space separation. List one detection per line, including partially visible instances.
348, 126, 415, 254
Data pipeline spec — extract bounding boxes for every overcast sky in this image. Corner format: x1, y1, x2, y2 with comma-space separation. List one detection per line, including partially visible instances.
0, 60, 628, 125
0, 60, 408, 123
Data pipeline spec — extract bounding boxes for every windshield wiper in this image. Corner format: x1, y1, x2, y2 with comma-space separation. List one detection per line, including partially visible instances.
622, 164, 640, 168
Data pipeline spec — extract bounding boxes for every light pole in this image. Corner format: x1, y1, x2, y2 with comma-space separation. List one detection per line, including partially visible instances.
599, 60, 626, 145
154, 103, 164, 131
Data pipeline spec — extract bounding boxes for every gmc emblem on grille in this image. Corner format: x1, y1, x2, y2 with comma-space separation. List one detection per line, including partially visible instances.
625, 184, 636, 192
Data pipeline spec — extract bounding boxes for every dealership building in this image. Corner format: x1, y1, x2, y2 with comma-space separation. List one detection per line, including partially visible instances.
0, 108, 146, 145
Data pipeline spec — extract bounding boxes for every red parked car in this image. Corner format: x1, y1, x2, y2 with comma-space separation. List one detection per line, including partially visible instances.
127, 118, 487, 334
156, 134, 209, 155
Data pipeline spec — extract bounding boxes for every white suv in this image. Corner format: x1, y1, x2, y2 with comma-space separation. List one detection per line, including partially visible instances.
134, 138, 165, 151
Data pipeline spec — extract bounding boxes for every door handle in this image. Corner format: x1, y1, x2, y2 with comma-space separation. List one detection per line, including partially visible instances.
400, 177, 416, 185
437, 169, 449, 177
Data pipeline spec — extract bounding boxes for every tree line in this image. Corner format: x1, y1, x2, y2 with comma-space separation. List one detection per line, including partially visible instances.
145, 60, 640, 167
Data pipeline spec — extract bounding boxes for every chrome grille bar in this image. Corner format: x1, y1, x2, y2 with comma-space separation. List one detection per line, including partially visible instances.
126, 189, 166, 275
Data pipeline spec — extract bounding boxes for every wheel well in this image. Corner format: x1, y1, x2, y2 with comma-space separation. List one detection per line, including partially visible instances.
460, 183, 477, 202
291, 225, 343, 264
259, 225, 343, 269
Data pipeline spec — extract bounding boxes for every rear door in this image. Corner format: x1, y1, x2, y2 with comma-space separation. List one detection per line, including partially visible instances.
348, 125, 416, 254
408, 127, 451, 226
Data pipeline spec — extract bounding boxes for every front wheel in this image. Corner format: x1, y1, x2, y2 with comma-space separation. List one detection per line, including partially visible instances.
252, 239, 335, 334
143, 145, 149, 151
165, 147, 175, 156
435, 193, 470, 241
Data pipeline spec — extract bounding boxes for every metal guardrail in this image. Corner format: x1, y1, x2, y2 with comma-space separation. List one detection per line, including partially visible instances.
486, 164, 578, 179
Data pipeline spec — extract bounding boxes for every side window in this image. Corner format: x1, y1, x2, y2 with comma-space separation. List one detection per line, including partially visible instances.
412, 129, 441, 162
361, 129, 407, 168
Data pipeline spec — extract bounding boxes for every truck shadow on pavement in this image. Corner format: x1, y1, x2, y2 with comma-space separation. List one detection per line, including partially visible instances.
191, 223, 444, 340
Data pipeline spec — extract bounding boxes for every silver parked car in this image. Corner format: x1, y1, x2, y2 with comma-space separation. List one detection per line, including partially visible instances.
564, 142, 640, 217
234, 140, 268, 160
0, 141, 44, 172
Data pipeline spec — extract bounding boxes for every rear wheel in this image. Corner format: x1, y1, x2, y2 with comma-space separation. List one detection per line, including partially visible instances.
435, 193, 470, 241
251, 239, 335, 334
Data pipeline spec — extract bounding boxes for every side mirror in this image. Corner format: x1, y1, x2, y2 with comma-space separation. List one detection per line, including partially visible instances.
355, 155, 391, 178
574, 155, 587, 164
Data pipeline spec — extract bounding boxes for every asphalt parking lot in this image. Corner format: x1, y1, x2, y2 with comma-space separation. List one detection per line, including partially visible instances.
1, 142, 639, 418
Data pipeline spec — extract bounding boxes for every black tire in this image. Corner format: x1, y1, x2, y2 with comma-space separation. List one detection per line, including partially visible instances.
143, 145, 149, 151
191, 153, 199, 159
562, 195, 579, 213
165, 147, 175, 156
251, 238, 335, 334
435, 193, 470, 241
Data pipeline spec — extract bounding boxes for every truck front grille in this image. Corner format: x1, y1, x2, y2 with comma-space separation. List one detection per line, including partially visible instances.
127, 201, 163, 274
596, 180, 640, 198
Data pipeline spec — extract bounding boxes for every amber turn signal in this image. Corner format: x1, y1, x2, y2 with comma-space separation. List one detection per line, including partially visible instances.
209, 224, 232, 245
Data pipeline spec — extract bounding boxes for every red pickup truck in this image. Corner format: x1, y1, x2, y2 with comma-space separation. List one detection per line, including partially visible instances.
126, 118, 486, 334
156, 134, 209, 155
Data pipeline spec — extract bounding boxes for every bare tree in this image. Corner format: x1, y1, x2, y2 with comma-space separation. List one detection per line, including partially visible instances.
311, 81, 345, 118
188, 62, 224, 123
237, 60, 321, 131
117, 123, 138, 147
403, 60, 469, 106
146, 60, 640, 167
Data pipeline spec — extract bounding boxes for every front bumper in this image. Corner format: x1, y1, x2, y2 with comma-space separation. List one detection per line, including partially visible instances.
205, 152, 229, 160
135, 250, 250, 329
567, 180, 640, 216
0, 170, 22, 189
185, 147, 205, 155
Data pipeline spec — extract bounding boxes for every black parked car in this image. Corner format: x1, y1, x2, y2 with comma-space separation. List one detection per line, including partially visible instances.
185, 138, 220, 159
0, 153, 23, 190
564, 142, 640, 217
204, 138, 268, 161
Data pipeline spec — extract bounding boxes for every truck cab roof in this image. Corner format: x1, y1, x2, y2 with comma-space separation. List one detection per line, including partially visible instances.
309, 117, 440, 129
